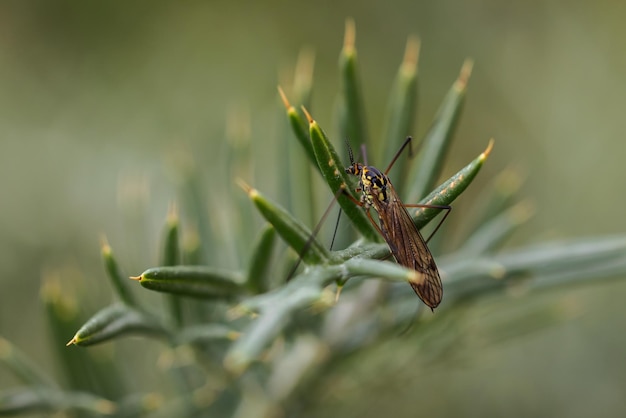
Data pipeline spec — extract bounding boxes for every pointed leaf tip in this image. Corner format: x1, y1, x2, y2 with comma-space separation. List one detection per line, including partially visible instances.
277, 86, 291, 110
458, 59, 474, 87
301, 105, 314, 124
403, 35, 421, 68
235, 178, 256, 197
129, 275, 142, 281
335, 284, 344, 303
481, 138, 495, 159
100, 235, 111, 253
511, 200, 536, 223
167, 200, 179, 223
344, 18, 356, 50
66, 336, 77, 346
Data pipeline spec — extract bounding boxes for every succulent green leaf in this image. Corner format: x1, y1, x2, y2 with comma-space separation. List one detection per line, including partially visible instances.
162, 209, 181, 267
279, 87, 317, 169
343, 257, 421, 284
279, 86, 317, 227
226, 256, 428, 373
457, 201, 534, 257
239, 180, 330, 265
381, 36, 419, 190
161, 207, 184, 327
412, 140, 494, 229
67, 304, 168, 347
41, 275, 127, 398
306, 113, 379, 242
101, 241, 137, 307
174, 324, 240, 345
441, 236, 626, 302
461, 167, 525, 239
0, 388, 117, 416
0, 337, 57, 388
246, 224, 277, 294
132, 266, 246, 299
406, 60, 473, 201
338, 19, 369, 155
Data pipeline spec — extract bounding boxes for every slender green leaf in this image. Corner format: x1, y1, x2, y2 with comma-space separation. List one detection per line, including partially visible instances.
246, 224, 277, 294
132, 266, 246, 299
441, 236, 626, 302
279, 85, 317, 227
0, 388, 116, 416
406, 59, 473, 201
101, 239, 137, 307
0, 338, 56, 388
412, 139, 494, 229
161, 205, 184, 327
67, 304, 168, 347
174, 324, 240, 345
343, 257, 421, 284
456, 200, 534, 257
305, 109, 379, 242
338, 18, 369, 155
278, 86, 317, 170
461, 166, 525, 239
41, 272, 127, 398
381, 36, 420, 190
238, 180, 330, 264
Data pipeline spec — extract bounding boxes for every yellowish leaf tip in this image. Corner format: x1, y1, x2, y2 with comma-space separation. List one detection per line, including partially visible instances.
167, 200, 179, 224
490, 264, 506, 280
481, 138, 495, 159
334, 283, 344, 303
300, 105, 314, 124
66, 336, 77, 346
458, 58, 474, 87
294, 47, 315, 90
235, 178, 257, 198
510, 200, 535, 224
95, 399, 117, 415
495, 166, 525, 194
227, 331, 241, 341
129, 275, 142, 281
100, 235, 111, 254
0, 338, 11, 357
343, 18, 356, 50
277, 86, 292, 110
403, 35, 421, 69
408, 270, 425, 286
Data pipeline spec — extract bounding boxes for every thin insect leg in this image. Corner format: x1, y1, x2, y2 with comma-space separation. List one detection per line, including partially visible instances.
286, 189, 343, 281
403, 203, 452, 244
329, 208, 342, 250
338, 188, 386, 237
384, 136, 413, 174
365, 209, 384, 237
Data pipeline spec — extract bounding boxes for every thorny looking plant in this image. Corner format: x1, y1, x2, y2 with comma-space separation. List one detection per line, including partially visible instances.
3, 19, 626, 418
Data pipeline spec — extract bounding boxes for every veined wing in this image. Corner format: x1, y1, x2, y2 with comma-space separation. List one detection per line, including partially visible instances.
373, 186, 443, 309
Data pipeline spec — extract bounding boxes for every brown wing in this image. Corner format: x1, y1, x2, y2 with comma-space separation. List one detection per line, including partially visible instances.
373, 186, 443, 309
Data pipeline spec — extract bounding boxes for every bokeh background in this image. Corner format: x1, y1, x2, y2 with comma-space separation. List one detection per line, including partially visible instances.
2, 1, 626, 417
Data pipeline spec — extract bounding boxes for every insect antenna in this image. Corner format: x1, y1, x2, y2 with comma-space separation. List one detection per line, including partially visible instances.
346, 137, 355, 165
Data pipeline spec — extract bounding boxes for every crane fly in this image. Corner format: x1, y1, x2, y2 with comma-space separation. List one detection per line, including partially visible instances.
344, 137, 450, 310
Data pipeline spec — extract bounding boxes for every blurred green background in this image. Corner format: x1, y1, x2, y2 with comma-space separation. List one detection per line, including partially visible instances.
2, 1, 626, 417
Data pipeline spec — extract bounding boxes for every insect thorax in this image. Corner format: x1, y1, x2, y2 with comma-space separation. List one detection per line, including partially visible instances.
360, 166, 389, 208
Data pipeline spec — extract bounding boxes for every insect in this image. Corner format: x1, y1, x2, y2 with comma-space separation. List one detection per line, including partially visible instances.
344, 137, 450, 310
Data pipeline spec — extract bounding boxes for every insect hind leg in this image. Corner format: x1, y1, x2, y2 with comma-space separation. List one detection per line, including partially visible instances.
403, 203, 452, 243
